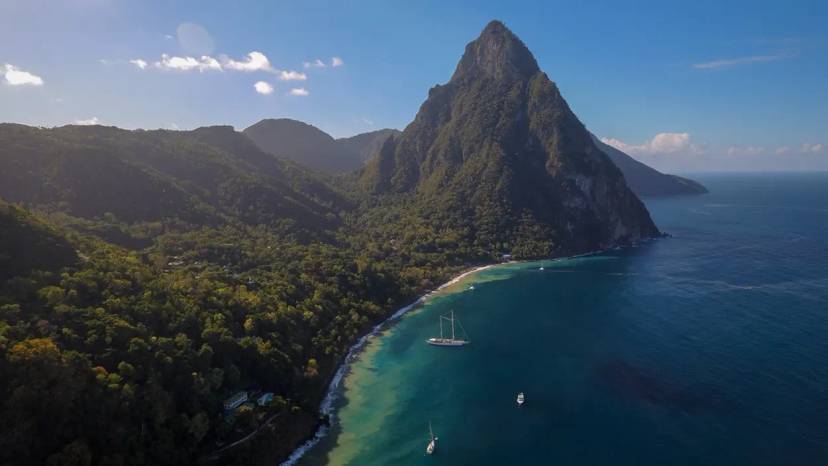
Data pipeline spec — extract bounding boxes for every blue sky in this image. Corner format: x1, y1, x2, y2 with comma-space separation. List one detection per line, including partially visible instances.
1, 0, 826, 171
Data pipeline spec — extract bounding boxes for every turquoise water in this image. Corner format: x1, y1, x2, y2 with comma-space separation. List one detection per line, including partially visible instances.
298, 173, 828, 466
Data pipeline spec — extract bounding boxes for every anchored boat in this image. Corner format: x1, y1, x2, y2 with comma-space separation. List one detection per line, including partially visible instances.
426, 310, 469, 346
426, 421, 437, 455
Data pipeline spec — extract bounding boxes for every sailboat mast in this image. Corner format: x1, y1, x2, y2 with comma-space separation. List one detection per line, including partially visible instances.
451, 310, 455, 340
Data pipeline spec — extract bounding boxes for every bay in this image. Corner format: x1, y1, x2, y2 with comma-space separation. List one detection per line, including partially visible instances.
299, 172, 828, 466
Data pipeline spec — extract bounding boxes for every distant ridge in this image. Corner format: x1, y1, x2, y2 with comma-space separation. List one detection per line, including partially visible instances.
591, 135, 708, 197
243, 119, 399, 174
0, 123, 345, 234
336, 128, 401, 164
243, 122, 704, 198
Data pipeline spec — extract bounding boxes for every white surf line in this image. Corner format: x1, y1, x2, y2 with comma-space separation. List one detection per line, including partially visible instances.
279, 263, 494, 466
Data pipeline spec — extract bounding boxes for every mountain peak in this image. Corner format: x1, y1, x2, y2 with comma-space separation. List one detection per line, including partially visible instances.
361, 20, 659, 252
451, 20, 539, 83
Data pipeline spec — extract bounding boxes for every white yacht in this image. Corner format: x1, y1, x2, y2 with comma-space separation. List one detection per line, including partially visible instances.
517, 392, 525, 406
426, 310, 469, 346
426, 421, 437, 455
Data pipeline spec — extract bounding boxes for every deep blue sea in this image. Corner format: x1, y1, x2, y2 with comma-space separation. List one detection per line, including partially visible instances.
298, 173, 828, 466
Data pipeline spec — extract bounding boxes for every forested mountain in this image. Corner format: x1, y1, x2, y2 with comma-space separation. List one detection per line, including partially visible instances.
0, 20, 662, 466
243, 113, 707, 198
591, 135, 708, 197
0, 200, 77, 282
243, 119, 355, 174
244, 119, 399, 174
0, 122, 482, 466
0, 124, 344, 235
360, 20, 659, 256
335, 128, 401, 164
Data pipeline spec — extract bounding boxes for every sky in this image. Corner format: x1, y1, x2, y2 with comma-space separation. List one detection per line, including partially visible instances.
1, 0, 827, 172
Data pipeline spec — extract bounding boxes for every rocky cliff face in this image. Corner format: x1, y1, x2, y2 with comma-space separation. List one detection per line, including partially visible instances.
360, 21, 659, 255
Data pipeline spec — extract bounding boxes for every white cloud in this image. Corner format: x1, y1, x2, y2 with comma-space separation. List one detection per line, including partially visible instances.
331, 56, 344, 67
801, 143, 825, 153
223, 51, 272, 72
304, 59, 326, 69
254, 81, 274, 95
2, 64, 44, 86
601, 132, 703, 156
278, 70, 307, 81
200, 56, 222, 71
129, 59, 148, 70
727, 146, 765, 156
693, 52, 790, 69
156, 54, 222, 72
74, 117, 100, 125
289, 87, 309, 96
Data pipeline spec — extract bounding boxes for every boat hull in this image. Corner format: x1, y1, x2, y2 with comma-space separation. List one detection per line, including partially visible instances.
426, 338, 469, 346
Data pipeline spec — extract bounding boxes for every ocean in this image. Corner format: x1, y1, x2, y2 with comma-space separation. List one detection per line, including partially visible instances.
296, 172, 828, 466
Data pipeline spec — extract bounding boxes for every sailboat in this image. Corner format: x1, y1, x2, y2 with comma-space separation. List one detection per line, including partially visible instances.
517, 392, 525, 407
426, 310, 469, 346
426, 421, 437, 455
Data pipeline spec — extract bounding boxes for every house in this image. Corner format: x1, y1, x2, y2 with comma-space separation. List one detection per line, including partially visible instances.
501, 253, 513, 262
257, 392, 274, 406
224, 391, 248, 411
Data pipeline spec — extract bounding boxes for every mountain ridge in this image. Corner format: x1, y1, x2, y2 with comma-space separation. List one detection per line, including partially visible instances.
243, 118, 400, 174
242, 116, 706, 199
591, 135, 708, 196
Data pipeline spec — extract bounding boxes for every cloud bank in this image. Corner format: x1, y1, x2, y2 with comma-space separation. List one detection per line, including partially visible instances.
156, 54, 221, 72
601, 132, 703, 156
224, 51, 272, 72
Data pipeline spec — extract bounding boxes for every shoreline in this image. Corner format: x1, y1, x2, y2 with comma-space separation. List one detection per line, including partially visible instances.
279, 262, 497, 466
277, 242, 649, 465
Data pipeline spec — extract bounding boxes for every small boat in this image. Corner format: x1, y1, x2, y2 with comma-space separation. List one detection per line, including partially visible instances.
426, 310, 470, 346
426, 421, 437, 455
539, 266, 544, 271
468, 285, 475, 290
517, 392, 525, 407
